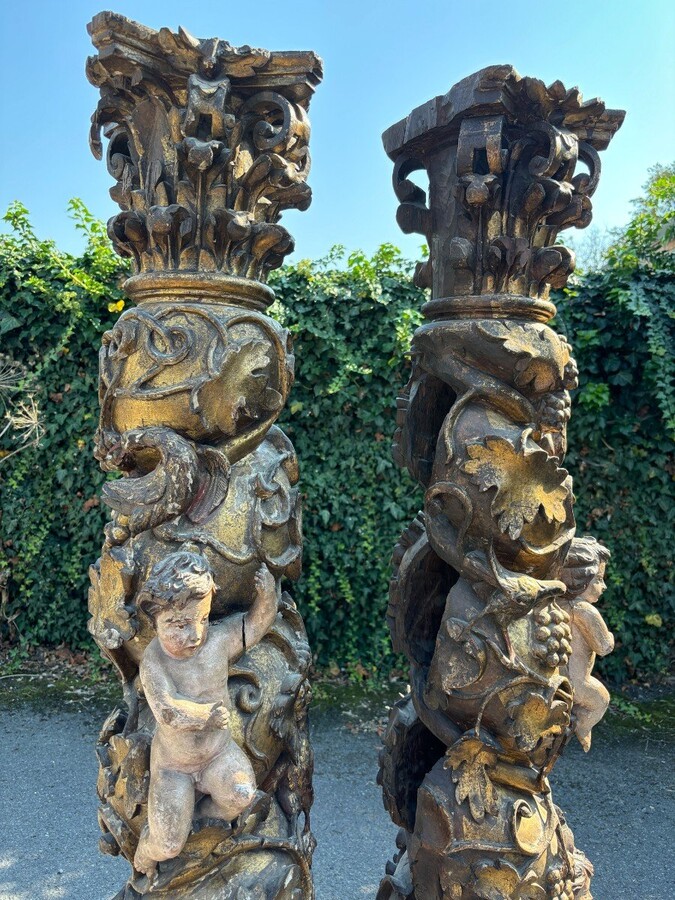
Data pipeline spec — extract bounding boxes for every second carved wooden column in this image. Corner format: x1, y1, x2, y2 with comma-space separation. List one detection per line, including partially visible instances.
86, 13, 321, 898
378, 66, 623, 900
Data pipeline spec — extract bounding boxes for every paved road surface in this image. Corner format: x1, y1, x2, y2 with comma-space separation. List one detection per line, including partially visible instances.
0, 697, 672, 899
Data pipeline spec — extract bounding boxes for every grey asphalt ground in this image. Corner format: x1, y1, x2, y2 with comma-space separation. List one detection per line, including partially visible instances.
0, 694, 673, 899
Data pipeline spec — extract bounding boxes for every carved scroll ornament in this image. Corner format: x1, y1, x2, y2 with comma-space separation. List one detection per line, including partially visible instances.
86, 13, 321, 898
378, 66, 623, 900
88, 12, 320, 283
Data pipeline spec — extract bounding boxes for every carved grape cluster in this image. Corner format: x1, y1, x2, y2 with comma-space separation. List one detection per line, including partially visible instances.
537, 390, 572, 431
534, 604, 572, 668
547, 867, 574, 900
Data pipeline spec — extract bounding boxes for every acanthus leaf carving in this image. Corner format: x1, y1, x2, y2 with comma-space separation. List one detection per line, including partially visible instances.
87, 12, 322, 283
383, 65, 624, 301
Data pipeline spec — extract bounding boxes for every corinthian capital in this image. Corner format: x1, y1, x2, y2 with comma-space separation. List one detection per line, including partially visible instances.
87, 11, 322, 284
383, 64, 624, 307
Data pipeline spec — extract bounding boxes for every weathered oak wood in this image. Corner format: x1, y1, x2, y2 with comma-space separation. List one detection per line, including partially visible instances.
378, 66, 623, 900
86, 12, 321, 898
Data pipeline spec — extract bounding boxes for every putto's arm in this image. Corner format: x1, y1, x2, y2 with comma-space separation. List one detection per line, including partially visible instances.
573, 601, 615, 656
244, 564, 279, 648
218, 564, 278, 661
141, 646, 225, 731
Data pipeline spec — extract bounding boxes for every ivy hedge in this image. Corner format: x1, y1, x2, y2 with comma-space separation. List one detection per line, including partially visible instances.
1, 169, 673, 683
552, 165, 675, 680
0, 201, 126, 646
270, 246, 424, 673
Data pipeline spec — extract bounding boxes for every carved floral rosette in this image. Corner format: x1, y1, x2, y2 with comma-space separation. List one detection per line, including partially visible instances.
86, 13, 321, 898
377, 67, 623, 900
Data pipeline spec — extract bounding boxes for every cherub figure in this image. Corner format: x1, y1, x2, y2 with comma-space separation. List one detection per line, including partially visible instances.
560, 536, 614, 751
133, 549, 278, 883
184, 56, 235, 139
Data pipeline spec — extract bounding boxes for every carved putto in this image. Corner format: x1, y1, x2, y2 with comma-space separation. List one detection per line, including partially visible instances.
132, 552, 276, 886
378, 66, 622, 900
86, 13, 321, 898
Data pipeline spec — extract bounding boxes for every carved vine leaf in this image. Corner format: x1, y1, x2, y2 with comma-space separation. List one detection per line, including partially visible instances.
505, 690, 570, 752
463, 433, 569, 540
107, 733, 151, 820
195, 337, 277, 436
444, 736, 499, 822
87, 543, 136, 650
472, 861, 547, 900
476, 322, 559, 393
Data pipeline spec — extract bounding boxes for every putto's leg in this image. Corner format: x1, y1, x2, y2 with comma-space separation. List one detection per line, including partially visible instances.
198, 742, 257, 821
134, 769, 194, 876
574, 677, 611, 751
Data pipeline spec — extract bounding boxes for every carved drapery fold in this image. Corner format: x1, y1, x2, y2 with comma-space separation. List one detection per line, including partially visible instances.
86, 13, 321, 898
378, 66, 623, 900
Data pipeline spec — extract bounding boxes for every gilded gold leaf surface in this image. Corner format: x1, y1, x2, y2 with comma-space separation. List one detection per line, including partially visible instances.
88, 544, 136, 649
86, 13, 321, 897
463, 434, 569, 540
444, 736, 499, 822
378, 63, 621, 900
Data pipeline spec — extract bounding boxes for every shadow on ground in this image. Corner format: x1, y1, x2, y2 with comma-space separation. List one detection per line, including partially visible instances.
0, 679, 672, 899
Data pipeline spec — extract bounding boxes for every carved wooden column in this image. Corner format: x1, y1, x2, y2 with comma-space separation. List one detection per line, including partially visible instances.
86, 13, 321, 898
378, 66, 623, 900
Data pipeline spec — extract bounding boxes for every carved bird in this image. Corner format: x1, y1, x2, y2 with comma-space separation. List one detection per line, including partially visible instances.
101, 426, 201, 536
463, 543, 566, 661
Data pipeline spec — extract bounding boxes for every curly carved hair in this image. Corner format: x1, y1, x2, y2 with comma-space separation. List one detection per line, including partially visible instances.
138, 549, 215, 622
561, 535, 611, 597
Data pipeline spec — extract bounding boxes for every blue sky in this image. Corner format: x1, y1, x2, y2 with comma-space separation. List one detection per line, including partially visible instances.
1, 0, 673, 263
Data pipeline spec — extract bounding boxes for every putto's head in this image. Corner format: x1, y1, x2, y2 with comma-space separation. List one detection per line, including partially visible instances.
562, 536, 611, 604
139, 550, 215, 659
